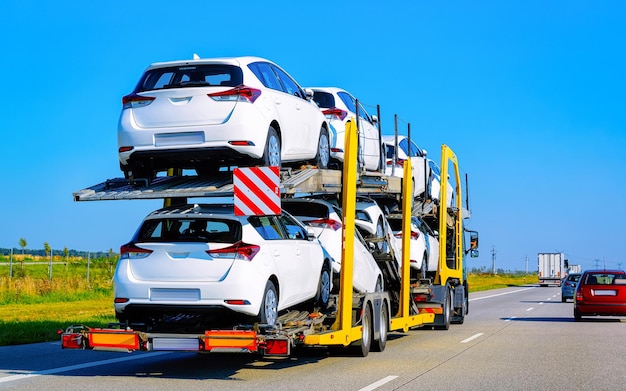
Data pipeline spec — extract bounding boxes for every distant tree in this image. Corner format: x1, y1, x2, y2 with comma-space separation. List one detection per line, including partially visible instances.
19, 237, 27, 255
44, 242, 51, 257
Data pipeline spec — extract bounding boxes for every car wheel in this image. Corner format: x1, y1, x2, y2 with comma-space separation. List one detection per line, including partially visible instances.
258, 281, 278, 326
314, 266, 331, 309
372, 301, 388, 352
574, 307, 581, 322
375, 218, 388, 252
261, 126, 281, 168
561, 296, 566, 303
314, 127, 330, 169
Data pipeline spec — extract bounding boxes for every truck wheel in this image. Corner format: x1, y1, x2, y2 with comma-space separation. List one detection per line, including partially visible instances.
372, 302, 388, 352
314, 127, 330, 169
261, 127, 281, 168
258, 281, 278, 326
435, 288, 451, 330
353, 303, 372, 357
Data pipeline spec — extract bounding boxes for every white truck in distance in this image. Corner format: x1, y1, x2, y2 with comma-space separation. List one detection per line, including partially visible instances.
538, 252, 566, 287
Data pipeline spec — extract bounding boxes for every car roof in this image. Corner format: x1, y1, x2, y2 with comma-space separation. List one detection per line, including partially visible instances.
144, 203, 240, 220
583, 269, 626, 274
145, 56, 273, 71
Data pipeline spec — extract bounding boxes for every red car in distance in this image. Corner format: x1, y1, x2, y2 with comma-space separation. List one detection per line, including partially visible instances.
574, 269, 626, 321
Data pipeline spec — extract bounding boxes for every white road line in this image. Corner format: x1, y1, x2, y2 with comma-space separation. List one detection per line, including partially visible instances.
505, 316, 516, 321
461, 333, 484, 343
526, 307, 534, 312
469, 287, 535, 301
0, 352, 172, 384
359, 375, 399, 391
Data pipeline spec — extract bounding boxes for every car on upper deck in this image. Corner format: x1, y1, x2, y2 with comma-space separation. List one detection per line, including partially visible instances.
574, 269, 626, 321
118, 56, 330, 181
113, 203, 333, 332
309, 87, 381, 171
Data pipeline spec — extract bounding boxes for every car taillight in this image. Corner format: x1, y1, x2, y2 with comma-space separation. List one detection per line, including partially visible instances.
304, 218, 342, 231
207, 241, 260, 261
322, 108, 348, 121
122, 93, 155, 109
208, 85, 261, 103
394, 231, 419, 240
576, 290, 583, 301
386, 158, 405, 168
119, 242, 153, 259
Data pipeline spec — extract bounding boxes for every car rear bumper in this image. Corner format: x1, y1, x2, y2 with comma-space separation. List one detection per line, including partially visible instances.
575, 302, 626, 316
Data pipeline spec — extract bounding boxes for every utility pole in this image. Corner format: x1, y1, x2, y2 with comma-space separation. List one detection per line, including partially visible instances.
525, 255, 528, 274
491, 246, 497, 275
593, 258, 601, 269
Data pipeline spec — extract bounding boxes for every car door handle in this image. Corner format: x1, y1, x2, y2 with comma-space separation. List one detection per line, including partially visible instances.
273, 250, 280, 257
296, 249, 301, 256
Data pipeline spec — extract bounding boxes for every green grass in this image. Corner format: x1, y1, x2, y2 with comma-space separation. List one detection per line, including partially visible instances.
0, 271, 539, 346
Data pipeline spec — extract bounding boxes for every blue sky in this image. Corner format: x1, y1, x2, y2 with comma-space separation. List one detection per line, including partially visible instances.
1, 1, 624, 272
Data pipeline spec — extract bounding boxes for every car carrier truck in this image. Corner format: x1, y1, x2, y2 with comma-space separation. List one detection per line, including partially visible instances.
60, 120, 478, 356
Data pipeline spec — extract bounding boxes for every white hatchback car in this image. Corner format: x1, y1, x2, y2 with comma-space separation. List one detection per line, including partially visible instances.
118, 56, 330, 180
310, 87, 381, 171
281, 198, 384, 293
383, 135, 453, 206
113, 204, 333, 332
354, 198, 402, 267
387, 214, 439, 279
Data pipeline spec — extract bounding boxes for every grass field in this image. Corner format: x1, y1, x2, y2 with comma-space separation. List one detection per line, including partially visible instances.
0, 272, 539, 346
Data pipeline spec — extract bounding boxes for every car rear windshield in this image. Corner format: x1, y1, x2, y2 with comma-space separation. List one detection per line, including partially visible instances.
312, 91, 335, 109
282, 202, 330, 219
584, 273, 626, 285
135, 218, 242, 243
135, 64, 244, 92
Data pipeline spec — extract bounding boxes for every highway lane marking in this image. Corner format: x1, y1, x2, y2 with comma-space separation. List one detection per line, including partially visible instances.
0, 352, 172, 384
359, 375, 399, 391
469, 287, 535, 301
461, 333, 484, 343
505, 316, 516, 321
526, 307, 534, 311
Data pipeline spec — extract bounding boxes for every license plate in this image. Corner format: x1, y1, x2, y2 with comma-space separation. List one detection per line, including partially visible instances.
593, 290, 617, 296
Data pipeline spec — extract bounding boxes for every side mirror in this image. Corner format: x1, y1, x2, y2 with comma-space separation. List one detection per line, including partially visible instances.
371, 115, 379, 124
469, 231, 479, 250
304, 88, 314, 100
470, 249, 479, 258
306, 227, 317, 241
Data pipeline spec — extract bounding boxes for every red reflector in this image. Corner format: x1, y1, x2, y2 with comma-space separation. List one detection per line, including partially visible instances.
264, 338, 290, 355
61, 333, 83, 349
119, 146, 134, 153
114, 298, 129, 303
224, 299, 250, 305
228, 140, 255, 146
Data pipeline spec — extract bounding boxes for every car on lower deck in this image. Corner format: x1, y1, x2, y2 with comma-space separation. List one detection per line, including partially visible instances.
113, 203, 333, 332
386, 214, 439, 280
574, 269, 626, 321
281, 198, 384, 293
117, 56, 330, 180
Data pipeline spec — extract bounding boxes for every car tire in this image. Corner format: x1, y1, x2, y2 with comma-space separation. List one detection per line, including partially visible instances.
376, 217, 388, 253
574, 307, 581, 322
314, 127, 330, 169
261, 127, 281, 168
314, 265, 331, 309
258, 281, 278, 326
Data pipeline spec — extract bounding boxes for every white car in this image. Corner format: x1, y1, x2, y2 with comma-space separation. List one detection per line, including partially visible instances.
383, 135, 453, 206
387, 214, 439, 279
310, 87, 381, 171
281, 198, 384, 293
118, 56, 330, 180
354, 198, 402, 268
113, 204, 333, 331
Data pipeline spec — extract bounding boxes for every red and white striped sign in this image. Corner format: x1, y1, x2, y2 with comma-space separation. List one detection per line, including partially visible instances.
233, 166, 281, 216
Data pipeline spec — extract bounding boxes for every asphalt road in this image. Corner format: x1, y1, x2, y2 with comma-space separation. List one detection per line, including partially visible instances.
1, 285, 624, 390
